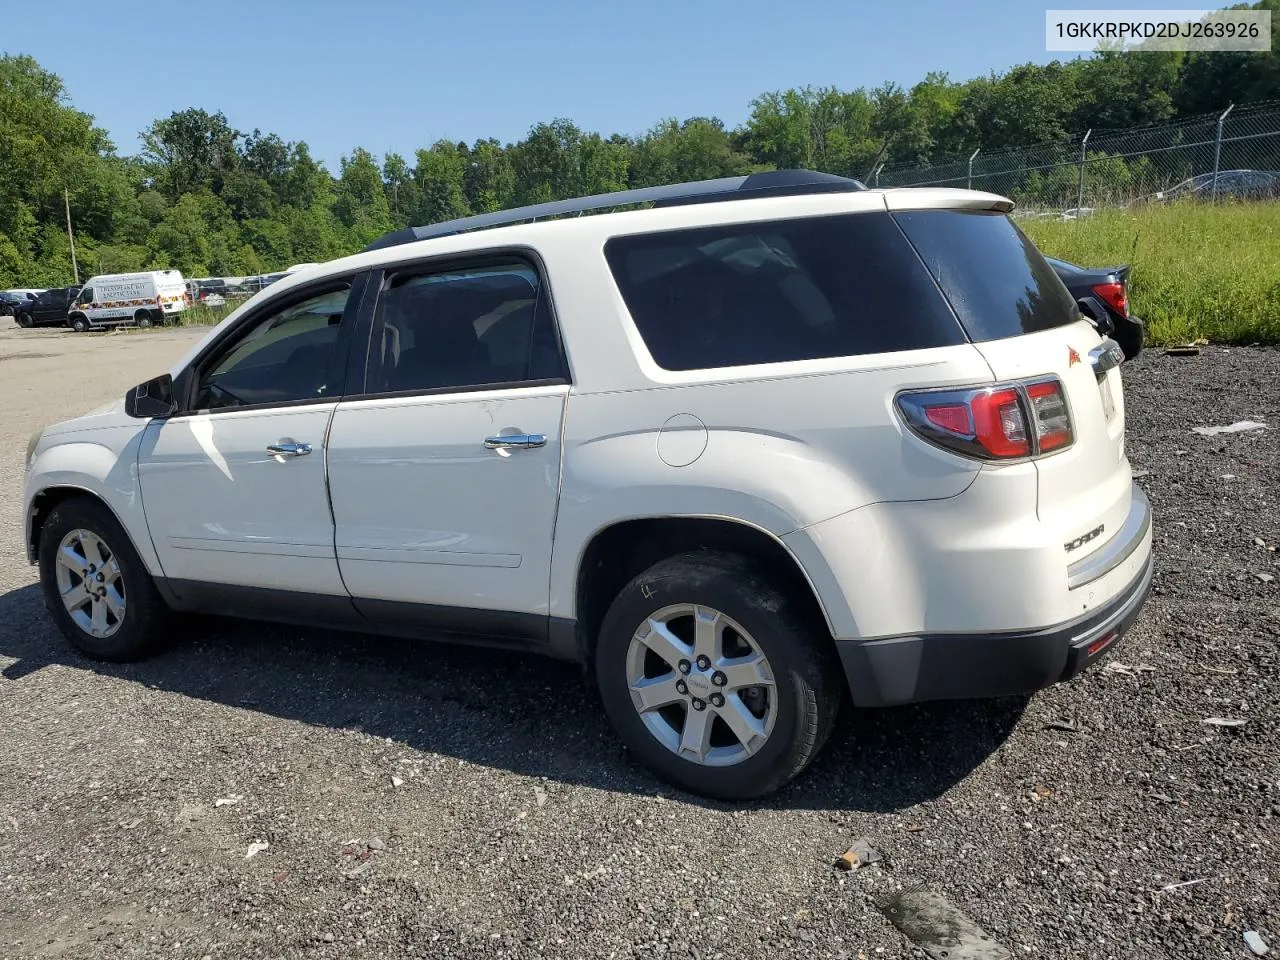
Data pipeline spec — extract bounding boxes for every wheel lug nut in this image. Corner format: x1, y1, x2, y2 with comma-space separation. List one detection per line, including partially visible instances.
677, 660, 691, 675
691, 698, 706, 712
675, 680, 688, 695
712, 672, 726, 687
695, 655, 710, 670
710, 693, 725, 708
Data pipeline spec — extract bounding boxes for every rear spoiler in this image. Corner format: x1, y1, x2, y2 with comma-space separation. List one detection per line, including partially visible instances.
881, 188, 1015, 215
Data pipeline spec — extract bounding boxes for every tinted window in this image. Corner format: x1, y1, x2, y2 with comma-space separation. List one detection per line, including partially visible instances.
604, 212, 963, 371
78, 287, 94, 303
894, 210, 1078, 342
194, 286, 350, 410
369, 262, 564, 394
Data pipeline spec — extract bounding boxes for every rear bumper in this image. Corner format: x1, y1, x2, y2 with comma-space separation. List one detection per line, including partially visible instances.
836, 547, 1153, 708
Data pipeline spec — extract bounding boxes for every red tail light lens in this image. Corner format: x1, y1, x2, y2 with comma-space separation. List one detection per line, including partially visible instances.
969, 388, 1030, 458
924, 403, 972, 435
897, 378, 1074, 461
1026, 380, 1074, 452
1091, 282, 1127, 318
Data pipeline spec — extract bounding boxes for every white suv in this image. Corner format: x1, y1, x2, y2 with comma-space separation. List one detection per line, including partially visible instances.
23, 171, 1153, 799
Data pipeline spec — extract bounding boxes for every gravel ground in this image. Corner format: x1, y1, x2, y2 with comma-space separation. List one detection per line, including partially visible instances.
0, 324, 1276, 960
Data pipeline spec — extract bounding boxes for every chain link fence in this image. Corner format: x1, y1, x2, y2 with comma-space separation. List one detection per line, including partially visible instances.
875, 101, 1280, 215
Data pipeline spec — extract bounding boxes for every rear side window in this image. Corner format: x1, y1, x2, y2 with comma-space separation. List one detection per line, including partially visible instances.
605, 212, 964, 371
892, 210, 1078, 342
368, 262, 566, 395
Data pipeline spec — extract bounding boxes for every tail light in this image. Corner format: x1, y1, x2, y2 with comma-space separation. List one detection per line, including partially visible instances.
1091, 281, 1128, 318
897, 378, 1074, 461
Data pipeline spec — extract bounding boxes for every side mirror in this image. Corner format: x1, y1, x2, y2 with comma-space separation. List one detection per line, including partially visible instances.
1076, 296, 1115, 337
125, 373, 178, 419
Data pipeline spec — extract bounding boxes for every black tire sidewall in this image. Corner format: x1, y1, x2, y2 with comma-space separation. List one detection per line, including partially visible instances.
1114, 317, 1144, 360
17, 312, 32, 328
595, 554, 830, 800
70, 316, 88, 332
38, 499, 158, 661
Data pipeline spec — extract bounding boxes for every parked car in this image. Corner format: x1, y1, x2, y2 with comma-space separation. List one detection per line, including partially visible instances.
11, 286, 80, 328
67, 270, 188, 332
23, 170, 1152, 800
1046, 257, 1143, 360
185, 278, 231, 305
236, 274, 282, 295
1, 290, 38, 317
1138, 169, 1280, 204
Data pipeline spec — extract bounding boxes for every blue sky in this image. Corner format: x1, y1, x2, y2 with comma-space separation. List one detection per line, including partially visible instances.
6, 0, 1196, 169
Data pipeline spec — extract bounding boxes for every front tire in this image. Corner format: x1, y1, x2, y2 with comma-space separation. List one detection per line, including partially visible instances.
38, 498, 169, 662
595, 552, 841, 800
69, 314, 89, 333
135, 309, 154, 328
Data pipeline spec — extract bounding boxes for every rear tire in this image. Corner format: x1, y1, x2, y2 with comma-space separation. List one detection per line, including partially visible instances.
38, 498, 169, 662
16, 311, 33, 328
69, 315, 89, 333
595, 552, 841, 800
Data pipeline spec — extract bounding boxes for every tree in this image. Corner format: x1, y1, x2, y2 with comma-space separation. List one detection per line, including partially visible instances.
633, 118, 745, 186
411, 141, 470, 225
464, 138, 516, 213
140, 108, 241, 201
333, 148, 392, 246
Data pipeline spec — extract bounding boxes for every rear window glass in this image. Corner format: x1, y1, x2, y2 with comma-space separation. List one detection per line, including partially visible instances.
892, 210, 1078, 342
604, 212, 964, 371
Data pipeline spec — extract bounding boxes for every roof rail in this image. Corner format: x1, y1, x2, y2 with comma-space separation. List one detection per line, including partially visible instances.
363, 169, 866, 252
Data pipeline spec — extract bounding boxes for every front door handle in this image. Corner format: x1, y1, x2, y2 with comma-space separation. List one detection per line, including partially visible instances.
267, 439, 312, 459
484, 433, 547, 450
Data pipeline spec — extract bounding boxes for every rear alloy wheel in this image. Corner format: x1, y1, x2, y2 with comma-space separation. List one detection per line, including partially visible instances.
596, 552, 841, 800
135, 309, 154, 328
625, 603, 778, 766
69, 315, 89, 333
38, 498, 168, 661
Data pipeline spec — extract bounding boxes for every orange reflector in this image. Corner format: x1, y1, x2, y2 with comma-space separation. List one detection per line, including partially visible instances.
1087, 631, 1119, 657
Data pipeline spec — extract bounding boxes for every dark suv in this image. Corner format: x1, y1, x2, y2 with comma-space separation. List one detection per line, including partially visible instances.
11, 286, 81, 328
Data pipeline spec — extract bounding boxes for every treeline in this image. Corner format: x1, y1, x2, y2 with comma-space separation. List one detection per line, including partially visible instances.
2, 0, 1278, 285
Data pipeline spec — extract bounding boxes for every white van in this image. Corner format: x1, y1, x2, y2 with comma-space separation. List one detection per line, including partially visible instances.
67, 271, 188, 332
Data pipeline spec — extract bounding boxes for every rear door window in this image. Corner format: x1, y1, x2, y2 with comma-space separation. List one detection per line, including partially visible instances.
604, 212, 964, 372
892, 210, 1078, 342
367, 261, 566, 395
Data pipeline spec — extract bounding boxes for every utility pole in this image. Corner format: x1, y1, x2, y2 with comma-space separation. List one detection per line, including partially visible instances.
967, 148, 980, 190
64, 188, 80, 284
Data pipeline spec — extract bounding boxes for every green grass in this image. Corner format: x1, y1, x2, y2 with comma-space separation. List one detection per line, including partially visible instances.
1022, 202, 1280, 346
177, 302, 237, 327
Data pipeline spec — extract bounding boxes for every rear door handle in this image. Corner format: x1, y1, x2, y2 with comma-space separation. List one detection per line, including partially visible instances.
484, 434, 547, 450
267, 440, 312, 458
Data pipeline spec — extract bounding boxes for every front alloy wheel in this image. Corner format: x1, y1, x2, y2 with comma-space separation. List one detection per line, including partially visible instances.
54, 528, 126, 639
38, 497, 169, 661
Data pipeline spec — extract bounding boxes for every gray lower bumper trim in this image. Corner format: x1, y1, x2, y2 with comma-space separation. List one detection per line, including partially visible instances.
1067, 485, 1150, 590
